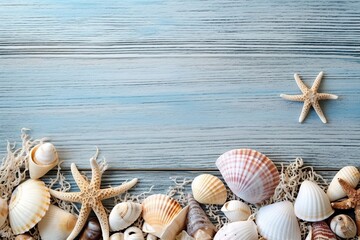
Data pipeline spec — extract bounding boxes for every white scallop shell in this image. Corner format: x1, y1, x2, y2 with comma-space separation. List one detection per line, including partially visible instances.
9, 179, 50, 234
330, 214, 357, 239
29, 143, 59, 179
37, 204, 77, 240
294, 180, 334, 222
191, 174, 227, 205
111, 232, 125, 240
214, 221, 258, 240
0, 197, 8, 227
221, 200, 251, 222
109, 202, 142, 231
327, 166, 360, 201
216, 149, 280, 204
124, 227, 145, 240
256, 201, 301, 240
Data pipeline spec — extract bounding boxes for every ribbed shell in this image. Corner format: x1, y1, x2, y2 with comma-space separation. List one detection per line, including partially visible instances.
294, 180, 334, 222
312, 221, 337, 240
9, 179, 50, 234
109, 202, 142, 231
216, 149, 279, 204
221, 200, 251, 222
160, 206, 189, 240
256, 201, 301, 240
191, 174, 227, 205
330, 214, 357, 239
0, 197, 8, 227
327, 166, 360, 201
214, 221, 258, 240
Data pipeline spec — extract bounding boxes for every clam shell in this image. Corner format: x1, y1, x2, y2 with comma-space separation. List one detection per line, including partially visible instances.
191, 174, 227, 205
38, 204, 77, 240
110, 233, 125, 240
216, 149, 279, 204
312, 221, 337, 240
327, 166, 360, 201
109, 202, 142, 231
221, 200, 251, 222
15, 234, 34, 240
294, 180, 334, 222
330, 214, 357, 239
9, 179, 50, 234
29, 143, 59, 179
214, 220, 258, 240
124, 227, 145, 240
0, 197, 8, 227
256, 201, 301, 240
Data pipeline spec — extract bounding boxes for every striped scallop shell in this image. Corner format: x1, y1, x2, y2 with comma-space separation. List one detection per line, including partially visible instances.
9, 179, 50, 234
312, 221, 337, 240
327, 166, 360, 201
214, 221, 258, 240
256, 201, 301, 240
191, 174, 227, 205
216, 149, 280, 204
109, 202, 142, 231
221, 200, 251, 222
294, 180, 334, 222
330, 214, 357, 239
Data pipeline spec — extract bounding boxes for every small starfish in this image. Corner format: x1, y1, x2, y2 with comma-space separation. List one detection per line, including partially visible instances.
280, 71, 338, 123
49, 157, 138, 240
331, 178, 360, 236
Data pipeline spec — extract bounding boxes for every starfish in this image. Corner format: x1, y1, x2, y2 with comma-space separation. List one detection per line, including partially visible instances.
280, 71, 338, 123
331, 178, 360, 236
49, 157, 138, 240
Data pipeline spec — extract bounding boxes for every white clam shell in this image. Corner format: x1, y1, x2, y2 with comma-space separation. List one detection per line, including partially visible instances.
9, 179, 50, 234
214, 220, 258, 240
327, 166, 360, 201
191, 174, 227, 205
330, 214, 357, 239
109, 202, 142, 231
29, 143, 59, 179
294, 180, 334, 222
256, 201, 301, 240
37, 204, 77, 240
221, 200, 251, 222
124, 227, 145, 240
0, 197, 9, 227
111, 232, 125, 240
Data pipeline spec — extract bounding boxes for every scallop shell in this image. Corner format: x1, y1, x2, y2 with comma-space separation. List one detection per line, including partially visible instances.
221, 200, 251, 222
214, 221, 258, 240
124, 227, 145, 240
29, 143, 59, 179
15, 234, 34, 240
38, 204, 77, 240
216, 149, 280, 204
110, 233, 125, 240
0, 197, 8, 227
330, 214, 357, 239
312, 221, 337, 240
109, 202, 142, 231
160, 206, 189, 240
9, 179, 50, 234
294, 180, 334, 222
327, 166, 360, 201
256, 201, 301, 240
191, 174, 227, 205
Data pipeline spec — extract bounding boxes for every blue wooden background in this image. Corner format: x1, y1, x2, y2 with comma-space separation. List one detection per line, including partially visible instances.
0, 0, 360, 202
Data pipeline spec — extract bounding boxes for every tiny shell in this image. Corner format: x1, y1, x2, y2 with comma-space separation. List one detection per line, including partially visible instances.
294, 180, 334, 222
29, 143, 59, 179
109, 202, 142, 231
221, 200, 251, 222
79, 218, 101, 240
216, 149, 280, 204
330, 214, 357, 239
15, 234, 34, 240
110, 233, 125, 240
312, 221, 336, 240
214, 220, 258, 240
191, 174, 227, 205
327, 166, 360, 201
146, 234, 158, 240
0, 197, 8, 227
124, 227, 145, 240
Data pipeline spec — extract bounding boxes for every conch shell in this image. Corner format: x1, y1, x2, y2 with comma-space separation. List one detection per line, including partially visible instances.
109, 202, 142, 231
221, 200, 251, 222
330, 214, 357, 239
124, 227, 145, 240
191, 174, 227, 205
29, 143, 59, 179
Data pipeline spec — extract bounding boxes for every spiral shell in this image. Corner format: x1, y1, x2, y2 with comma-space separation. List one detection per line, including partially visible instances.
312, 221, 336, 240
330, 214, 357, 239
29, 143, 59, 179
0, 197, 8, 227
109, 202, 142, 231
191, 174, 227, 205
221, 200, 251, 222
124, 227, 145, 240
214, 221, 258, 240
327, 166, 360, 201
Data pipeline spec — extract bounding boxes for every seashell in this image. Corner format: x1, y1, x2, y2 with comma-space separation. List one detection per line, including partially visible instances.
191, 174, 227, 205
38, 204, 77, 240
160, 206, 189, 240
214, 220, 258, 240
29, 143, 59, 179
327, 166, 360, 201
9, 179, 50, 234
0, 197, 8, 227
124, 227, 145, 240
79, 218, 101, 240
109, 202, 142, 231
111, 232, 125, 240
15, 234, 34, 240
256, 201, 301, 240
216, 149, 280, 204
312, 221, 337, 240
176, 230, 195, 240
305, 226, 312, 240
221, 200, 251, 222
186, 194, 216, 239
294, 180, 334, 222
146, 234, 158, 240
330, 214, 357, 239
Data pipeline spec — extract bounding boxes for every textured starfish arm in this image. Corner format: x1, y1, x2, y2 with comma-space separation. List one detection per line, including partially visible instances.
338, 178, 357, 196
311, 71, 324, 91
93, 201, 110, 240
331, 198, 355, 209
294, 73, 309, 94
280, 94, 305, 101
70, 163, 89, 191
49, 189, 82, 202
299, 101, 311, 123
317, 93, 338, 100
90, 158, 102, 189
99, 178, 138, 199
312, 100, 327, 123
67, 205, 92, 240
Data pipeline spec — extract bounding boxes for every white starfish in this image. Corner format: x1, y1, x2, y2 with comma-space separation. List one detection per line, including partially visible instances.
280, 71, 338, 123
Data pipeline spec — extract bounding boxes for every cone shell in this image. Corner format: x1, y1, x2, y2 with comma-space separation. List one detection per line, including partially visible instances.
330, 214, 357, 239
0, 197, 8, 227
37, 204, 77, 240
9, 179, 50, 234
256, 201, 301, 240
109, 202, 142, 231
124, 227, 145, 240
294, 180, 334, 222
214, 221, 258, 240
216, 149, 279, 204
221, 200, 251, 222
327, 166, 360, 201
110, 233, 125, 240
29, 143, 59, 179
312, 221, 337, 240
191, 174, 227, 205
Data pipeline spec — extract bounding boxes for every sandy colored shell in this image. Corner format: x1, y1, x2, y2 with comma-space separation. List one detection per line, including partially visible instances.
176, 231, 194, 240
109, 202, 142, 231
0, 197, 8, 227
216, 149, 279, 204
9, 179, 50, 234
146, 234, 158, 240
327, 166, 360, 201
29, 143, 59, 179
191, 174, 227, 205
330, 214, 357, 239
110, 233, 125, 240
312, 221, 337, 240
159, 206, 189, 240
15, 234, 34, 240
124, 227, 145, 240
221, 200, 251, 222
214, 221, 258, 240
